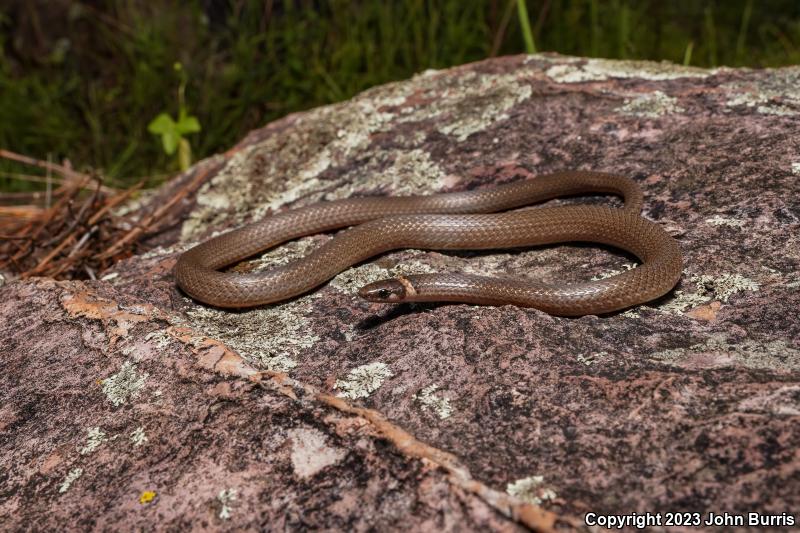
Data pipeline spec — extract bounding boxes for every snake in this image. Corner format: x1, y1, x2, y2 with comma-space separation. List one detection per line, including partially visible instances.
175, 171, 682, 316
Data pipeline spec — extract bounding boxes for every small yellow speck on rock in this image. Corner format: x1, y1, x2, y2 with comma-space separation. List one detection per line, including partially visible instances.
139, 491, 156, 504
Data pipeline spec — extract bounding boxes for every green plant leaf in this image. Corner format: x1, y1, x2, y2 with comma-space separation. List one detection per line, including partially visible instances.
176, 114, 201, 135
147, 113, 179, 154
516, 0, 537, 54
161, 129, 179, 155
147, 113, 175, 135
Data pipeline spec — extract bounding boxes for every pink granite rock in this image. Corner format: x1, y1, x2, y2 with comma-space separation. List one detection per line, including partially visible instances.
2, 54, 799, 531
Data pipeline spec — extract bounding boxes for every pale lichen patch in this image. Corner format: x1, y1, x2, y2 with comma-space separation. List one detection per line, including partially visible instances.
791, 162, 800, 175
130, 426, 148, 448
217, 488, 237, 520
323, 148, 447, 201
590, 263, 637, 281
651, 334, 800, 371
78, 427, 108, 455
617, 91, 684, 118
260, 354, 299, 373
185, 301, 312, 372
58, 467, 83, 493
725, 91, 767, 108
433, 72, 533, 141
184, 82, 415, 240
524, 53, 581, 64
737, 385, 800, 416
724, 68, 800, 116
705, 215, 745, 227
101, 361, 148, 407
757, 104, 798, 116
545, 63, 600, 84
181, 153, 252, 241
144, 330, 173, 350
342, 325, 357, 342
661, 273, 759, 315
356, 148, 443, 195
249, 238, 320, 269
546, 58, 709, 83
577, 351, 607, 366
415, 68, 441, 78
334, 362, 394, 399
178, 237, 323, 372
139, 242, 184, 261
660, 290, 713, 314
691, 273, 759, 302
329, 253, 437, 295
506, 475, 557, 505
329, 263, 389, 294
389, 256, 441, 277
288, 427, 347, 478
414, 384, 454, 419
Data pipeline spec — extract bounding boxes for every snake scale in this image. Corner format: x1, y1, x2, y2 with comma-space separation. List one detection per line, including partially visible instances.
175, 171, 682, 316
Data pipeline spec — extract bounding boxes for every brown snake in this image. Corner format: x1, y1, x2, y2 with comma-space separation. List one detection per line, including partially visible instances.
175, 171, 682, 316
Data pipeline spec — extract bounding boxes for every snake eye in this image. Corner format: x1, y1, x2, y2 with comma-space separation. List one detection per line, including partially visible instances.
358, 279, 407, 303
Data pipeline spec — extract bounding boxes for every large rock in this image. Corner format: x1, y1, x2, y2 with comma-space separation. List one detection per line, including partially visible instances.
2, 54, 799, 531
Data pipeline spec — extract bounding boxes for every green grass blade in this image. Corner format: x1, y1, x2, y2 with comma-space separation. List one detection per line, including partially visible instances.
516, 0, 537, 54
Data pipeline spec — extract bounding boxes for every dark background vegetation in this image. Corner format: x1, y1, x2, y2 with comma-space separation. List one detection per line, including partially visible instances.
1, 0, 799, 192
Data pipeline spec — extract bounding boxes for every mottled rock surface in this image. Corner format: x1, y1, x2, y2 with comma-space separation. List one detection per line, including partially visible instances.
2, 54, 799, 531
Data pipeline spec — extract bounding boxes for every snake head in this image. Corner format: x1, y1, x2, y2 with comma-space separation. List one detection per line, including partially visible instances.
358, 279, 407, 303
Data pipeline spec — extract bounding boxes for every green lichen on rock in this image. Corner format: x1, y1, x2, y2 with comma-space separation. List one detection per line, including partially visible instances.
101, 361, 148, 407
617, 91, 684, 118
329, 252, 438, 295
185, 298, 314, 372
691, 273, 759, 302
651, 334, 800, 371
660, 272, 760, 314
78, 427, 108, 455
659, 289, 713, 314
724, 67, 800, 116
144, 329, 174, 350
591, 263, 637, 281
58, 467, 84, 494
334, 362, 394, 399
705, 215, 745, 228
181, 64, 539, 246
324, 148, 447, 200
506, 475, 557, 505
737, 385, 800, 416
577, 351, 608, 366
179, 238, 321, 372
217, 488, 237, 520
130, 426, 148, 448
181, 81, 417, 241
414, 384, 454, 419
430, 71, 533, 141
546, 57, 709, 83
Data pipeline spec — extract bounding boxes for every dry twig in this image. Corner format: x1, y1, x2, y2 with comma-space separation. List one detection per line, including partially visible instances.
1, 149, 219, 281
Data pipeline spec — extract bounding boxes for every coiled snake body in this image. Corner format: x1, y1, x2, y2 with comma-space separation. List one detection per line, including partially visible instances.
175, 171, 682, 316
